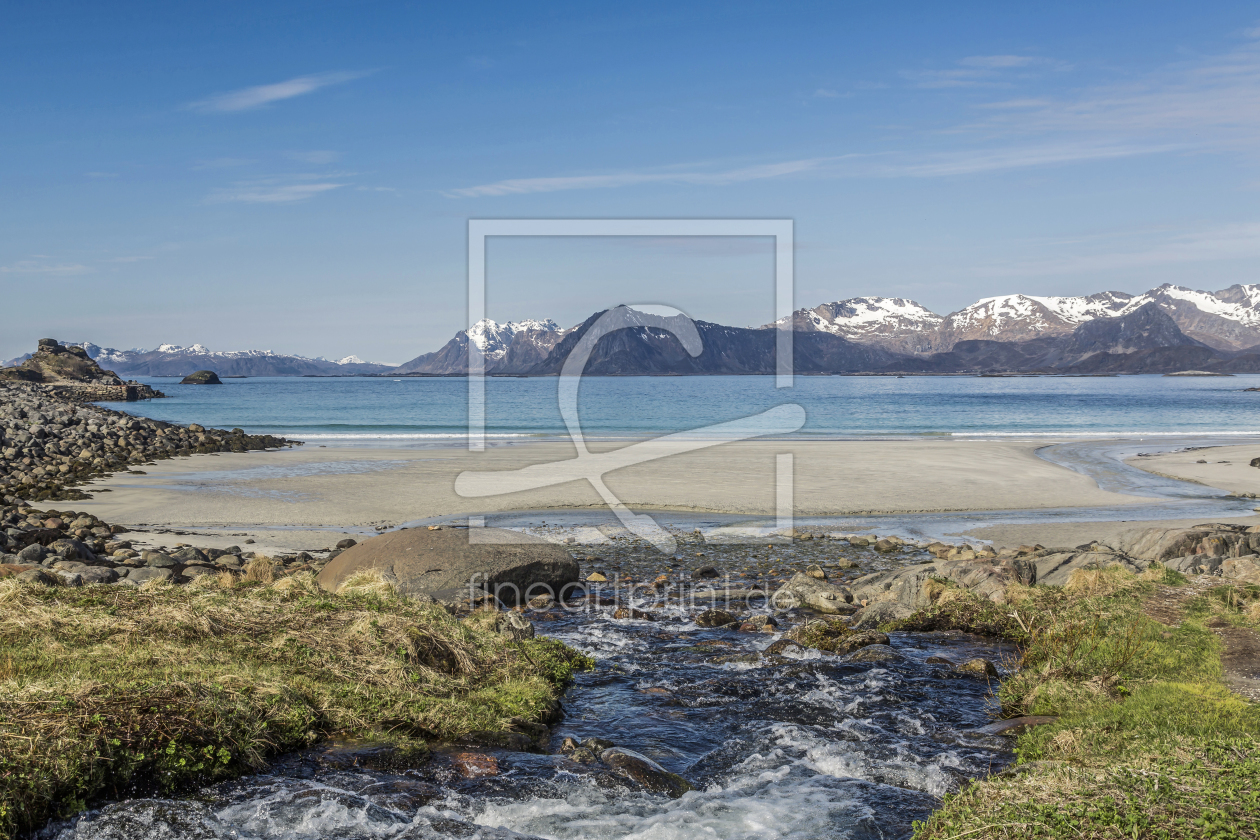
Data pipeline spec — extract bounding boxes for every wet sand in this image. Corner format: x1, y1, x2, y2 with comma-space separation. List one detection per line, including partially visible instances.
1128, 443, 1260, 497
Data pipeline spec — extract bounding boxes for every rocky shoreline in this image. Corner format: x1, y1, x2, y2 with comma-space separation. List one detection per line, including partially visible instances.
0, 381, 313, 585
0, 381, 294, 503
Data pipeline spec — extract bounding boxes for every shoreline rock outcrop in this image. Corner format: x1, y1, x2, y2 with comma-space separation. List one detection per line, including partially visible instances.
0, 339, 163, 401
842, 544, 1143, 626
1116, 522, 1260, 581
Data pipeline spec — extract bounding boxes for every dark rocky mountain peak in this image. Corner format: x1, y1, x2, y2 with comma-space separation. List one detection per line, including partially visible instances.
1062, 302, 1204, 359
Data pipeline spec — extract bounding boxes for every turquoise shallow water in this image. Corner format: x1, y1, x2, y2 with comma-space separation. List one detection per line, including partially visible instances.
115, 374, 1260, 443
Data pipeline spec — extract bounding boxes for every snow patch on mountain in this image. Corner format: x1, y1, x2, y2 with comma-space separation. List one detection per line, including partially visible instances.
772, 297, 942, 333
945, 293, 1132, 335
1145, 284, 1260, 325
466, 318, 561, 360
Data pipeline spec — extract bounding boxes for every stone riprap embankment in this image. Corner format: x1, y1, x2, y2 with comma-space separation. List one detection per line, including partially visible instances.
0, 381, 293, 504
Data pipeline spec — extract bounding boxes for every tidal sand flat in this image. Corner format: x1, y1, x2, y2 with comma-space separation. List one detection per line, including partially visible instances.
70, 438, 1154, 543
1129, 443, 1260, 496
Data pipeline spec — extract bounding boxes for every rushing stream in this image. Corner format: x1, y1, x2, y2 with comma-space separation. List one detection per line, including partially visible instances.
41, 534, 1016, 840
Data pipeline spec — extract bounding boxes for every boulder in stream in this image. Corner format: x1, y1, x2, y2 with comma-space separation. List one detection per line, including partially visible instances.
773, 572, 854, 614
599, 747, 694, 798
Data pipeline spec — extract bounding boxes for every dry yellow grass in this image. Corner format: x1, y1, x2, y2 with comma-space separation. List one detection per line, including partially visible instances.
1064, 567, 1136, 599
336, 568, 398, 598
242, 555, 276, 584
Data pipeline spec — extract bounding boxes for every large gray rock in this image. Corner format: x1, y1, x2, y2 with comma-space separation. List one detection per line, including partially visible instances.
126, 566, 174, 584
16, 567, 59, 586
316, 527, 580, 608
1034, 550, 1145, 587
80, 566, 120, 584
1221, 555, 1260, 583
773, 573, 854, 614
170, 547, 209, 565
16, 543, 47, 564
141, 550, 177, 568
1110, 524, 1260, 582
49, 538, 94, 562
849, 557, 1022, 612
851, 601, 913, 629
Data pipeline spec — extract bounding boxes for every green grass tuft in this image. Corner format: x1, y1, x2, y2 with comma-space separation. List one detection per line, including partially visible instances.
908, 569, 1260, 840
0, 576, 591, 839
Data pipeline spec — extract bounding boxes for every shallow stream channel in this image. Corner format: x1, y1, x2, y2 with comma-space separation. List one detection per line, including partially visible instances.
43, 533, 1018, 840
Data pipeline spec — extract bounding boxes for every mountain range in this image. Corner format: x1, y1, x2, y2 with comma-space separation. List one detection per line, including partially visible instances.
396, 282, 1260, 376
0, 343, 395, 377
775, 284, 1260, 354
7, 282, 1260, 377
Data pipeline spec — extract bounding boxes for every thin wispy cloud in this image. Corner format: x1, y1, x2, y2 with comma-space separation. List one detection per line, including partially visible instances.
908, 54, 1066, 88
449, 140, 1168, 197
207, 181, 347, 203
0, 260, 91, 275
187, 71, 369, 113
453, 32, 1260, 198
972, 32, 1260, 148
447, 157, 838, 197
877, 142, 1177, 177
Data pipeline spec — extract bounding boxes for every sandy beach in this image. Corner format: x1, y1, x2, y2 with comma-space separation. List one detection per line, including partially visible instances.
1127, 443, 1260, 496
64, 437, 1184, 553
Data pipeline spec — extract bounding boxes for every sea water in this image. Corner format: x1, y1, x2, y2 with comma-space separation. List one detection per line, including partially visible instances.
114, 374, 1260, 443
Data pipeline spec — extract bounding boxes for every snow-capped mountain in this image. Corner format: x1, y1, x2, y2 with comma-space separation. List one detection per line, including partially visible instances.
394, 318, 566, 374
767, 284, 1260, 354
934, 291, 1137, 349
466, 319, 562, 362
771, 297, 945, 354
0, 351, 33, 369
937, 285, 1260, 351
27, 342, 396, 377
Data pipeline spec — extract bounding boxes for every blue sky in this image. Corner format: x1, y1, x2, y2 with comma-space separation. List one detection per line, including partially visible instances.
3, 1, 1259, 364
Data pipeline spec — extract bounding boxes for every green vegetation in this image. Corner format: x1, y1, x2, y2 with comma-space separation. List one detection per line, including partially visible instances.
899, 566, 1260, 840
0, 570, 592, 839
